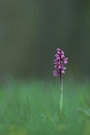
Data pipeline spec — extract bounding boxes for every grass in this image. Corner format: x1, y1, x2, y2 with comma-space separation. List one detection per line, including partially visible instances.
0, 78, 90, 135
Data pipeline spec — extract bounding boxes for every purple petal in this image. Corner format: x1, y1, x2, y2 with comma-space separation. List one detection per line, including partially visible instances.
58, 65, 61, 69
57, 48, 61, 51
52, 70, 59, 76
56, 57, 60, 60
61, 51, 64, 54
57, 51, 61, 54
64, 60, 68, 64
61, 70, 65, 73
55, 54, 59, 57
54, 65, 57, 68
63, 57, 68, 64
61, 54, 65, 59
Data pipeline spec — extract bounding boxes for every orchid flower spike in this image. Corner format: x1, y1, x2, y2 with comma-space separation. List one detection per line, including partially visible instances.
53, 48, 68, 76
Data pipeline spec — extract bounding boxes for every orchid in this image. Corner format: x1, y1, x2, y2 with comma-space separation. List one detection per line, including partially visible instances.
52, 48, 68, 114
53, 48, 68, 76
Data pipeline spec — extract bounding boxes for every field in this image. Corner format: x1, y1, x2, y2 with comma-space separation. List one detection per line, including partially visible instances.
0, 78, 90, 135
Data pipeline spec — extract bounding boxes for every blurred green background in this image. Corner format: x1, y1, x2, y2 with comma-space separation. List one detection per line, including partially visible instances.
0, 0, 90, 79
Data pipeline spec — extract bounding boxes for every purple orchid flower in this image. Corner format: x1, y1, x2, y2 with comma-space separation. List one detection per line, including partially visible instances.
52, 48, 68, 114
53, 48, 68, 76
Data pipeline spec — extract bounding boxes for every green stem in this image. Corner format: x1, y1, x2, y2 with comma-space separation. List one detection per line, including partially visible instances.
60, 73, 63, 114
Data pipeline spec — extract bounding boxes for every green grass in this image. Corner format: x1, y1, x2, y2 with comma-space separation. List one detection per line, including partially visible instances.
0, 79, 90, 135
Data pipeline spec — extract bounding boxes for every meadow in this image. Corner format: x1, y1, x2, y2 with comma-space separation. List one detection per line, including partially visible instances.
0, 78, 90, 135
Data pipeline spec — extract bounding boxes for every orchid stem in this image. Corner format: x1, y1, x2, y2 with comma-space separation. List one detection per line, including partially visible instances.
60, 73, 63, 114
